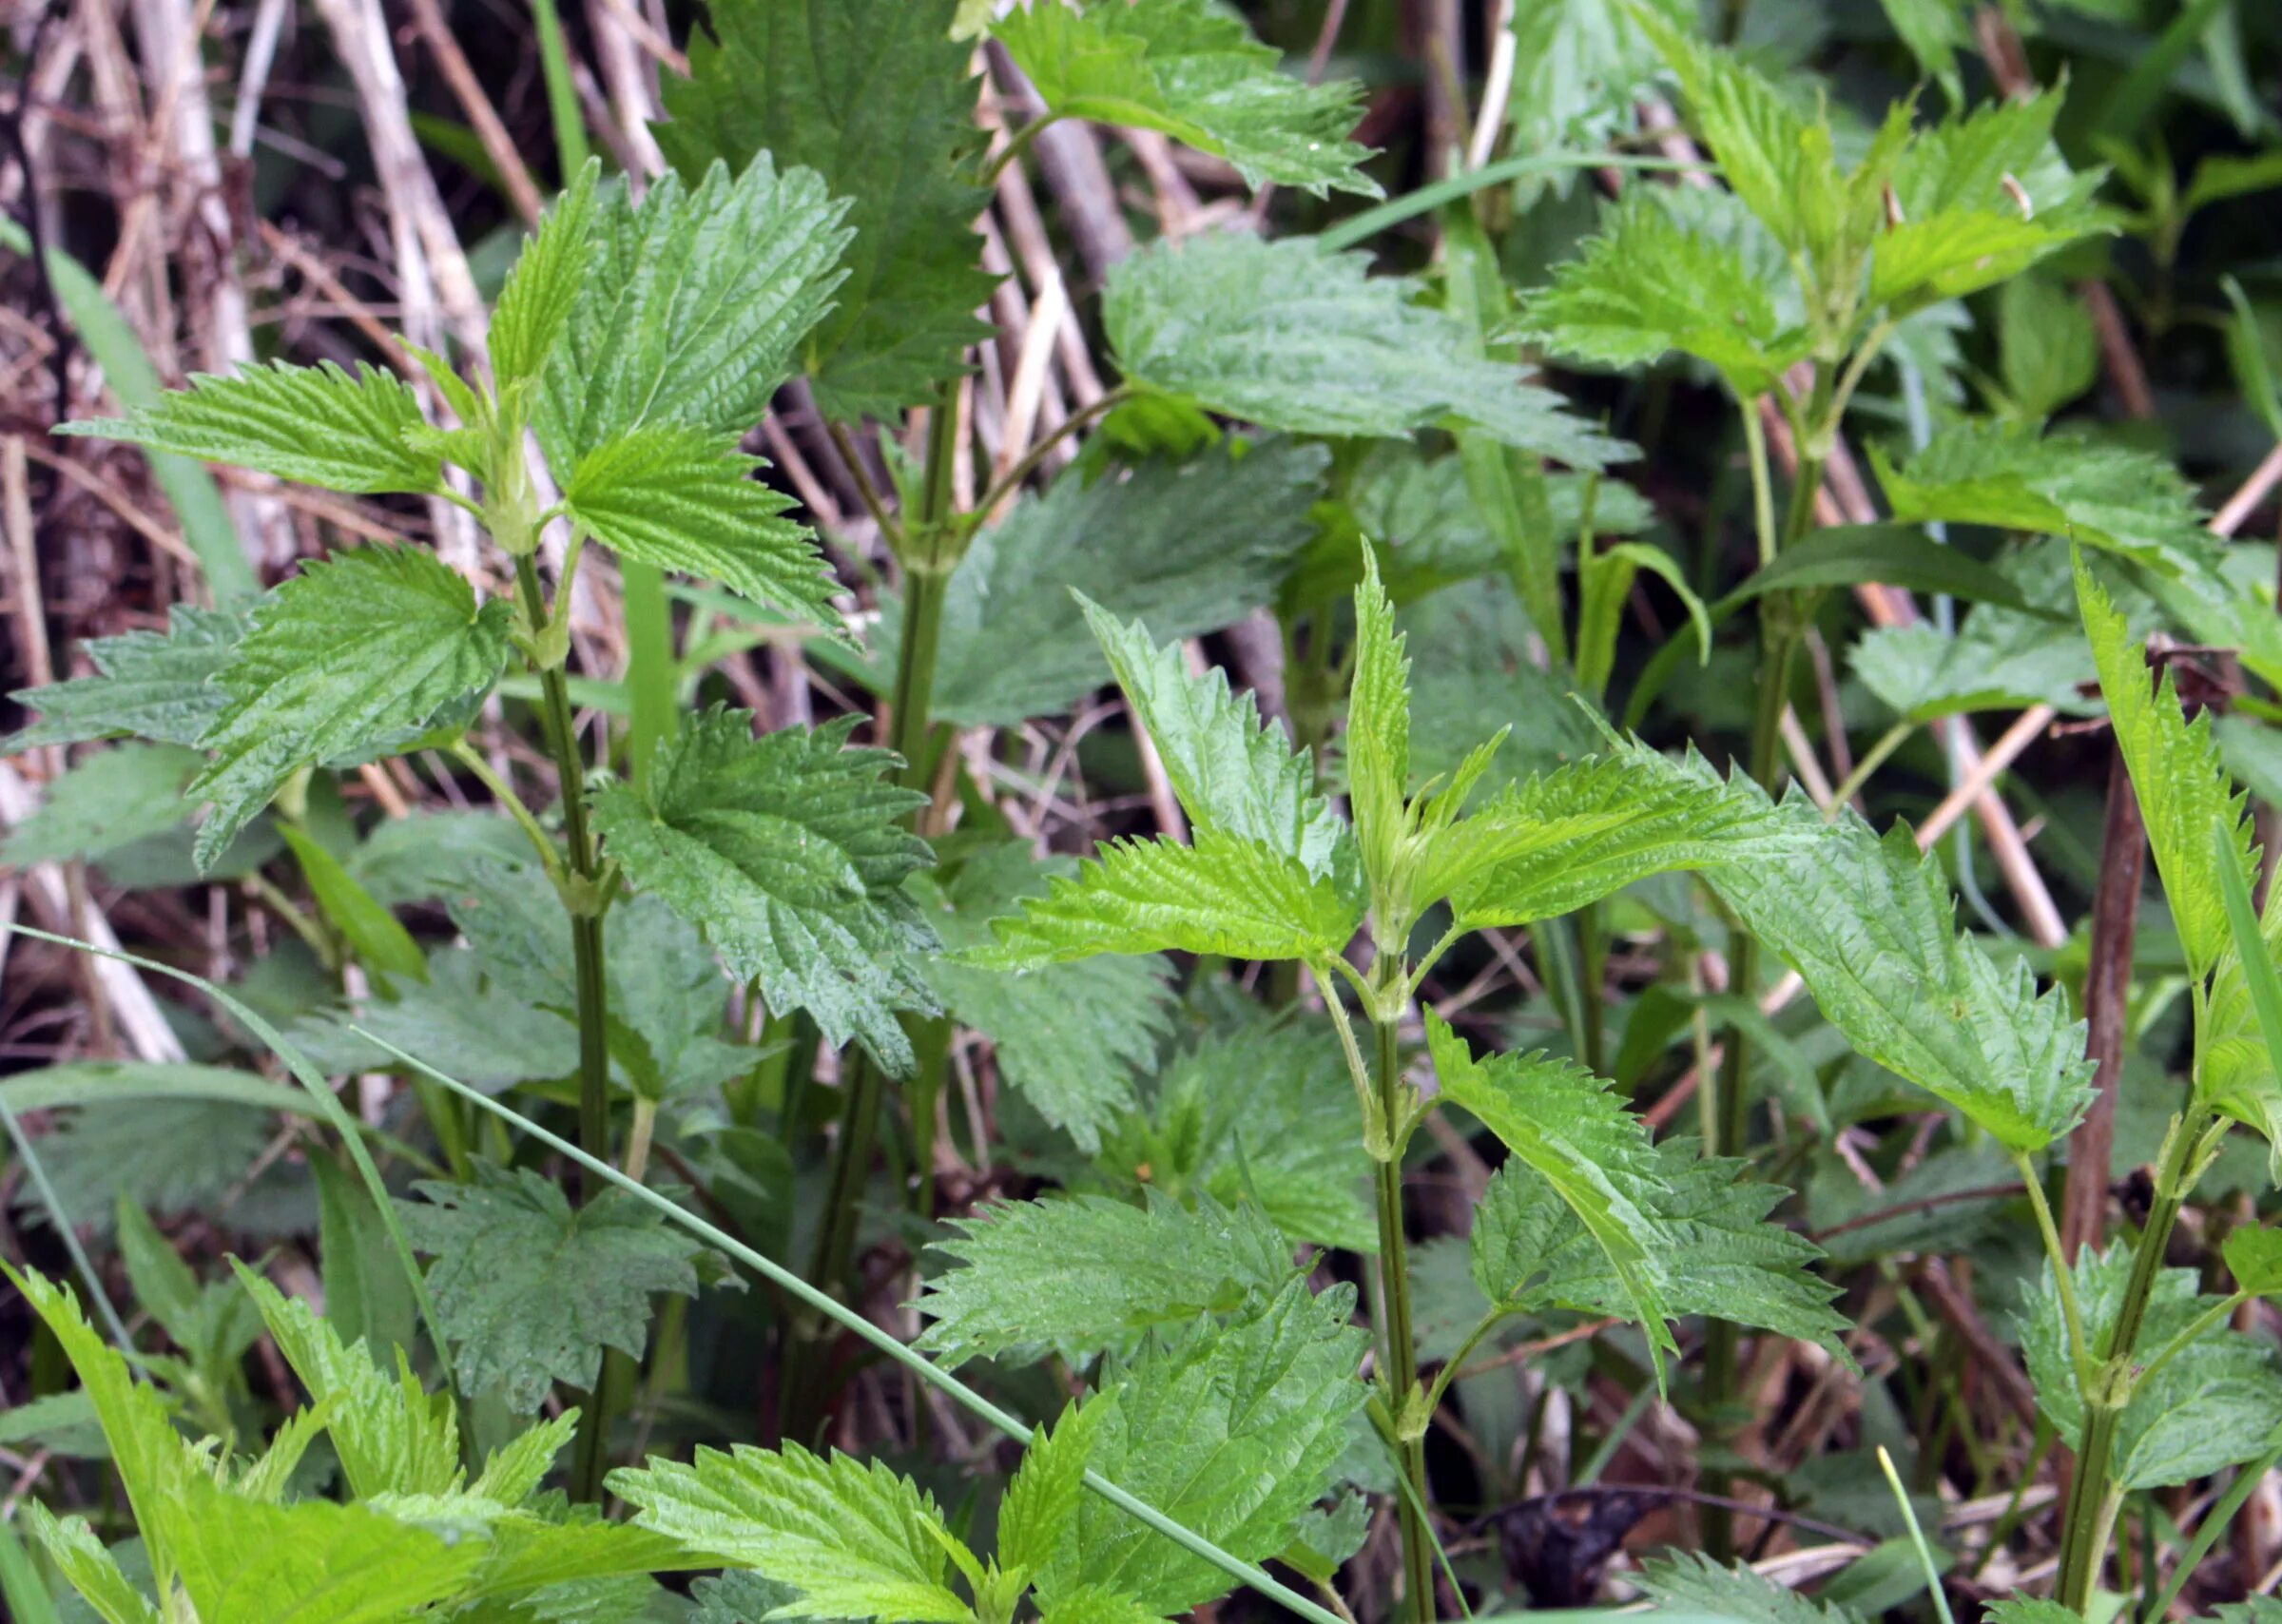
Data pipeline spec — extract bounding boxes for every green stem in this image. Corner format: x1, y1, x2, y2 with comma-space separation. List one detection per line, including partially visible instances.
525, 0, 589, 178
513, 553, 619, 1502
1369, 997, 1438, 1624
2054, 1108, 2215, 1609
2146, 1440, 2282, 1623
984, 112, 1065, 186
1826, 721, 1914, 814
621, 561, 677, 794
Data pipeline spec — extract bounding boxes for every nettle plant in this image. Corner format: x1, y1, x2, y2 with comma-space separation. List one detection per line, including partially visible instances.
10, 2, 2282, 1624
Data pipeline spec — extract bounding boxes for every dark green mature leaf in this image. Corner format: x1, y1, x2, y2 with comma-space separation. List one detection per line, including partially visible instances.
2019, 1245, 2282, 1489
1703, 803, 2095, 1153
611, 1444, 977, 1624
1472, 1137, 1847, 1357
1092, 1009, 1374, 1252
2, 744, 198, 866
656, 0, 994, 418
2079, 552, 2250, 978
535, 156, 849, 464
590, 709, 938, 1073
303, 946, 578, 1092
1082, 599, 1346, 877
1503, 0, 1691, 156
1426, 1013, 1674, 1371
189, 547, 512, 869
1718, 524, 2047, 613
880, 440, 1328, 727
1419, 738, 1812, 931
20, 1099, 273, 1234
1035, 1280, 1369, 1616
58, 361, 445, 494
1518, 189, 1808, 396
1636, 1552, 1863, 1624
562, 425, 839, 626
1997, 275, 2099, 419
967, 825, 1363, 969
916, 1190, 1293, 1366
1875, 420, 2215, 574
396, 1162, 707, 1410
993, 0, 1376, 196
1401, 583, 1602, 796
7, 606, 242, 751
1850, 593, 2095, 725
920, 842, 1175, 1152
1104, 232, 1629, 466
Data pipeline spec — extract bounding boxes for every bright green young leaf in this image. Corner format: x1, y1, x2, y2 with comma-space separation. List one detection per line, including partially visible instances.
489, 158, 600, 388
1082, 598, 1346, 877
2208, 810, 2282, 1172
1419, 738, 1812, 932
58, 360, 446, 494
189, 546, 512, 870
1425, 1013, 1675, 1376
2077, 551, 2251, 977
233, 1263, 465, 1499
610, 1443, 979, 1624
919, 841, 1175, 1152
534, 155, 850, 464
380, 1499, 706, 1602
1344, 550, 1411, 896
470, 1412, 581, 1507
1035, 1280, 1367, 1617
278, 825, 426, 983
1997, 275, 2099, 419
656, 0, 995, 419
0, 1264, 193, 1581
1, 744, 200, 867
879, 440, 1328, 728
992, 0, 1376, 197
967, 825, 1363, 970
2224, 1226, 2282, 1297
20, 1504, 161, 1624
157, 1476, 485, 1624
561, 424, 841, 627
1518, 188, 1808, 396
396, 1161, 709, 1410
916, 1190, 1293, 1366
1636, 1551, 1863, 1624
1875, 420, 2215, 574
590, 709, 938, 1073
1472, 1136, 1847, 1357
6, 605, 242, 752
1702, 803, 2095, 1153
999, 1398, 1108, 1581
1090, 1010, 1376, 1253
2019, 1245, 2282, 1489
1104, 232, 1630, 466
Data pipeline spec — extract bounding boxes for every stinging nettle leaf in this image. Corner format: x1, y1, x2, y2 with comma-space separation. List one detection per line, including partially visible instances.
1702, 801, 2095, 1154
609, 1442, 977, 1624
6, 605, 242, 752
1425, 1012, 1675, 1377
562, 424, 841, 628
1104, 231, 1631, 466
396, 1160, 709, 1411
535, 155, 851, 466
188, 546, 512, 870
1081, 594, 1345, 877
57, 359, 448, 494
1034, 1278, 1368, 1617
2077, 551, 2251, 978
656, 0, 996, 419
915, 1189, 1295, 1366
993, 0, 1378, 198
589, 708, 939, 1073
489, 159, 601, 389
880, 440, 1328, 728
